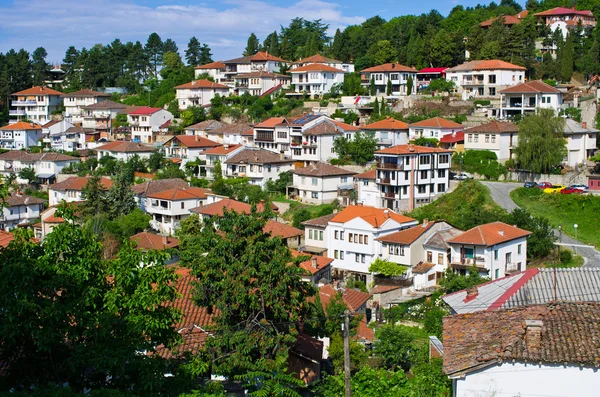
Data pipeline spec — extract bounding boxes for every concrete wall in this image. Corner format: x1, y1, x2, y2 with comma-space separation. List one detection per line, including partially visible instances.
506, 170, 589, 185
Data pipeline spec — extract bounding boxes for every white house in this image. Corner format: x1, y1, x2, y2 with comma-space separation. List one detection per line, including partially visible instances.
375, 144, 453, 211
146, 187, 208, 235
408, 117, 464, 140
161, 135, 220, 164
224, 148, 294, 187
96, 141, 155, 161
534, 7, 596, 38
360, 63, 418, 96
204, 123, 253, 145
563, 119, 598, 166
51, 126, 102, 152
132, 178, 190, 212
63, 89, 110, 125
49, 176, 113, 206
127, 107, 173, 144
80, 100, 127, 140
232, 71, 290, 96
184, 120, 226, 136
463, 120, 519, 162
362, 117, 410, 149
289, 162, 356, 204
0, 151, 79, 184
446, 221, 531, 280
445, 60, 526, 98
290, 64, 345, 97
175, 79, 231, 110
194, 61, 228, 83
1, 192, 45, 231
292, 54, 354, 73
10, 86, 63, 124
353, 170, 378, 208
416, 225, 464, 290
300, 213, 337, 256
43, 119, 74, 150
0, 122, 44, 150
498, 80, 563, 118
248, 51, 288, 73
443, 302, 600, 397
200, 144, 244, 180
327, 205, 418, 284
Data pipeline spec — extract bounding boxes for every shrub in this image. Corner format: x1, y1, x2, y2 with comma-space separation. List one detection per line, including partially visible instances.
473, 99, 491, 106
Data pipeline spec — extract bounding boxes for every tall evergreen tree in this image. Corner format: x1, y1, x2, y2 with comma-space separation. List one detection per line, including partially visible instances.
185, 36, 201, 66
244, 33, 260, 56
406, 75, 414, 96
561, 32, 574, 82
386, 78, 392, 95
162, 38, 179, 55
370, 76, 376, 96
107, 168, 136, 218
80, 174, 109, 219
31, 47, 50, 86
198, 44, 213, 65
145, 32, 163, 78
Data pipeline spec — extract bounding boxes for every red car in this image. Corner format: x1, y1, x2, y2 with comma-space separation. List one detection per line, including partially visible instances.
560, 187, 583, 194
538, 182, 553, 189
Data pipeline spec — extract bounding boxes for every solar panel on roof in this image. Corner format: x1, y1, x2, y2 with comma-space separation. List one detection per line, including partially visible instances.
293, 114, 320, 125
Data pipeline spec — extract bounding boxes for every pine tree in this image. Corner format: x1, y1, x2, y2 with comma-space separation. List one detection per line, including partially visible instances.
80, 175, 109, 219
406, 75, 414, 96
244, 33, 260, 56
373, 98, 379, 115
31, 47, 50, 86
185, 36, 201, 66
107, 168, 136, 218
386, 78, 392, 95
370, 76, 376, 96
162, 38, 179, 55
561, 33, 574, 83
145, 32, 163, 79
198, 44, 213, 65
584, 40, 600, 77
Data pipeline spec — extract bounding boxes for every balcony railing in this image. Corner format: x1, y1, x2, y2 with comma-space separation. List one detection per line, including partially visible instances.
451, 256, 485, 265
9, 110, 26, 116
379, 139, 393, 145
384, 191, 396, 199
12, 100, 37, 105
378, 177, 391, 184
506, 263, 519, 272
377, 162, 404, 170
463, 79, 484, 85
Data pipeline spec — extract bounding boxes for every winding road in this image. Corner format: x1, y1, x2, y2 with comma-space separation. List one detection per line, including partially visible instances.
481, 181, 600, 268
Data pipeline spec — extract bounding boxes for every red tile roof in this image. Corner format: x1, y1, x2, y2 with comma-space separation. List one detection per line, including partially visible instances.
330, 205, 416, 228
166, 135, 220, 149
534, 7, 593, 17
175, 79, 230, 90
440, 131, 465, 143
225, 148, 293, 165
370, 285, 401, 294
96, 141, 155, 153
418, 67, 448, 74
446, 60, 526, 72
409, 117, 463, 129
290, 64, 345, 73
295, 54, 342, 64
63, 89, 110, 98
261, 84, 284, 97
130, 232, 180, 251
331, 119, 359, 131
128, 106, 162, 115
293, 162, 356, 177
0, 121, 42, 131
191, 198, 277, 217
465, 121, 519, 134
194, 61, 226, 70
202, 144, 242, 155
448, 221, 532, 246
375, 222, 435, 245
132, 178, 189, 197
147, 187, 208, 201
0, 230, 15, 248
254, 117, 287, 128
361, 63, 417, 73
376, 144, 452, 155
362, 117, 409, 131
50, 176, 113, 192
411, 262, 436, 274
264, 220, 303, 239
291, 250, 333, 275
12, 86, 63, 96
499, 80, 562, 94
353, 169, 376, 180
318, 284, 371, 312
249, 51, 287, 63
480, 13, 526, 27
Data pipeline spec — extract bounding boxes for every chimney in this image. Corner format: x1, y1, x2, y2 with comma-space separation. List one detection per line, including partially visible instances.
311, 257, 318, 268
463, 286, 479, 302
498, 230, 505, 236
582, 121, 587, 129
525, 320, 543, 351
408, 144, 415, 152
280, 152, 285, 160
422, 219, 429, 227
224, 144, 229, 150
384, 209, 390, 218
162, 235, 169, 245
195, 136, 200, 142
392, 64, 395, 69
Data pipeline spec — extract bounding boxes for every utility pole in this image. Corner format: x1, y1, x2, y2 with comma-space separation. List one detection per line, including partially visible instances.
343, 310, 351, 397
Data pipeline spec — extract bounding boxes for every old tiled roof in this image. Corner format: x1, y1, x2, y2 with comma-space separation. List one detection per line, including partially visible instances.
264, 220, 303, 239
146, 187, 208, 201
442, 302, 600, 375
210, 123, 253, 136
411, 262, 436, 274
81, 100, 127, 110
295, 54, 342, 64
290, 64, 344, 73
534, 7, 593, 17
190, 198, 250, 216
175, 79, 230, 90
423, 226, 464, 250
301, 213, 337, 228
294, 162, 355, 177
128, 107, 162, 115
195, 60, 226, 69
254, 117, 287, 128
0, 151, 78, 162
0, 121, 42, 131
375, 222, 435, 245
499, 80, 561, 94
223, 55, 253, 64
361, 63, 417, 73
370, 285, 401, 294
409, 117, 463, 129
480, 12, 528, 27
0, 230, 15, 248
249, 51, 287, 63
202, 144, 242, 155
291, 250, 333, 275
12, 86, 62, 96
63, 89, 110, 97
331, 205, 416, 228
65, 126, 96, 134
225, 148, 293, 164
563, 118, 600, 135
362, 117, 409, 130
184, 119, 225, 131
465, 120, 519, 134
353, 169, 376, 180
166, 135, 219, 149
440, 131, 465, 143
235, 71, 290, 79
5, 192, 45, 207
50, 176, 113, 192
261, 84, 284, 97
130, 232, 180, 251
448, 221, 531, 246
303, 121, 342, 136
319, 284, 371, 312
331, 119, 359, 131
95, 141, 155, 152
376, 145, 452, 155
446, 59, 526, 72
42, 120, 61, 128
131, 178, 189, 197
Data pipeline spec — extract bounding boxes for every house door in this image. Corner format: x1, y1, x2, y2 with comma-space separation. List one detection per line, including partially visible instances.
505, 252, 512, 266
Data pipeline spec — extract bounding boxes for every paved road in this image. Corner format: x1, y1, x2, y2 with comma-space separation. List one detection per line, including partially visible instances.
481, 181, 600, 267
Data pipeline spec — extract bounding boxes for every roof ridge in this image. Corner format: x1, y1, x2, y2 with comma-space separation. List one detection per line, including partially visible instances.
488, 268, 540, 310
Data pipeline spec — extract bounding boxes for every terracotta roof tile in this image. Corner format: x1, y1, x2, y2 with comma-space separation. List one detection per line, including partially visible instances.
0, 230, 15, 248
5, 192, 45, 207
0, 121, 42, 131
448, 221, 531, 246
499, 80, 562, 94
131, 179, 189, 197
224, 148, 293, 165
264, 220, 303, 239
375, 222, 435, 245
361, 63, 417, 73
362, 117, 409, 131
175, 79, 230, 90
184, 120, 225, 131
440, 131, 465, 143
165, 135, 220, 149
128, 107, 162, 115
202, 144, 242, 155
190, 198, 276, 217
370, 285, 401, 294
209, 123, 253, 136
353, 169, 376, 179
290, 64, 345, 73
446, 60, 526, 72
411, 262, 436, 274
294, 162, 356, 177
465, 121, 519, 134
130, 232, 180, 251
295, 54, 342, 64
194, 61, 226, 69
534, 7, 593, 17
375, 144, 452, 155
0, 151, 77, 162
331, 119, 359, 131
12, 86, 63, 96
291, 250, 333, 275
147, 187, 208, 201
249, 51, 287, 63
81, 100, 127, 110
254, 117, 287, 128
95, 141, 155, 153
303, 121, 341, 136
318, 284, 371, 312
50, 176, 113, 192
301, 213, 337, 228
409, 117, 463, 129
235, 71, 290, 79
330, 205, 416, 228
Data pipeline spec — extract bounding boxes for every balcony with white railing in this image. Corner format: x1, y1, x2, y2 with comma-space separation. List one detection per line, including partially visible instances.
505, 263, 519, 272
9, 110, 26, 116
12, 100, 38, 106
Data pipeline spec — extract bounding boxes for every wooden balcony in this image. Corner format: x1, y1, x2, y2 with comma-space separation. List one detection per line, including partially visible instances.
377, 177, 391, 185
377, 162, 403, 170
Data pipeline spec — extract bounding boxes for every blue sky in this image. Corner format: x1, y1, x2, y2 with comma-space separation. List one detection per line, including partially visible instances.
0, 0, 526, 64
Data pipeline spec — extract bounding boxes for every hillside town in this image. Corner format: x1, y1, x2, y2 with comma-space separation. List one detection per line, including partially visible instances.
1, 1, 600, 396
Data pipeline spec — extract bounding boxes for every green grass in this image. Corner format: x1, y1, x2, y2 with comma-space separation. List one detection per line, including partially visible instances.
511, 187, 600, 249
280, 201, 337, 222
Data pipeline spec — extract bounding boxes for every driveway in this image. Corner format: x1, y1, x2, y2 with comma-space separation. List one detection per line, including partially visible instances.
481, 181, 600, 268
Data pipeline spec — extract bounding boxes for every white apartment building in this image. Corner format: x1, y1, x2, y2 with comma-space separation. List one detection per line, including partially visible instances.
445, 60, 526, 98
360, 63, 418, 96
232, 71, 290, 96
43, 119, 74, 149
563, 119, 598, 166
300, 213, 337, 256
175, 79, 231, 110
96, 141, 155, 161
447, 221, 531, 280
224, 148, 294, 187
184, 120, 226, 136
0, 151, 79, 184
10, 86, 63, 124
408, 117, 464, 140
202, 123, 253, 145
132, 178, 190, 212
161, 135, 220, 164
1, 192, 45, 231
375, 144, 453, 211
222, 52, 289, 83
128, 107, 173, 143
353, 170, 378, 207
289, 162, 356, 204
290, 64, 345, 96
51, 126, 97, 152
63, 89, 110, 124
292, 54, 354, 73
362, 117, 410, 149
463, 121, 519, 162
146, 187, 207, 235
0, 122, 44, 150
49, 176, 113, 206
200, 144, 244, 180
81, 100, 127, 140
194, 61, 228, 83
327, 205, 418, 284
499, 80, 563, 118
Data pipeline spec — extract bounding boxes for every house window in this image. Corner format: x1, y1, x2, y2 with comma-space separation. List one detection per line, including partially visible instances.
418, 185, 427, 194
340, 251, 344, 259
518, 244, 522, 255
488, 74, 496, 84
468, 134, 473, 143
437, 183, 446, 193
309, 229, 314, 239
349, 233, 354, 243
341, 177, 348, 183
355, 253, 360, 262
419, 155, 431, 165
361, 254, 365, 263
438, 253, 444, 264
494, 249, 499, 260
335, 230, 339, 240
474, 135, 479, 143
340, 232, 344, 240
428, 273, 436, 281
364, 235, 368, 244
390, 73, 399, 80
334, 250, 339, 259
181, 202, 185, 209
363, 179, 369, 186
420, 170, 428, 179
427, 251, 433, 262
398, 246, 405, 256
491, 135, 496, 143
311, 192, 318, 199
319, 231, 323, 240
488, 87, 496, 96
359, 235, 363, 244
438, 169, 446, 178
389, 245, 394, 255
312, 178, 317, 186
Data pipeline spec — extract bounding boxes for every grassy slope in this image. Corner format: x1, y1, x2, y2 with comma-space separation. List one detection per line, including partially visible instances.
511, 188, 600, 249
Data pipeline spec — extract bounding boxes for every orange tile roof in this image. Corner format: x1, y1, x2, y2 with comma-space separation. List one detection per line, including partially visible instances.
290, 63, 345, 73
147, 187, 208, 201
130, 232, 180, 250
0, 230, 15, 248
319, 284, 371, 312
264, 220, 303, 239
50, 176, 113, 192
480, 14, 525, 27
353, 169, 376, 179
249, 51, 287, 63
446, 60, 526, 72
291, 250, 333, 275
534, 7, 593, 17
440, 131, 465, 143
295, 54, 342, 64
331, 119, 359, 131
175, 79, 230, 90
499, 80, 562, 94
254, 117, 287, 128
0, 121, 42, 131
95, 141, 154, 153
330, 205, 416, 228
293, 162, 356, 177
194, 61, 226, 69
166, 135, 220, 149
12, 86, 63, 96
202, 144, 242, 155
191, 198, 277, 216
409, 117, 464, 129
465, 121, 519, 134
362, 116, 409, 130
448, 221, 532, 246
361, 63, 417, 73
370, 285, 401, 294
44, 216, 65, 224
375, 222, 435, 245
375, 144, 453, 155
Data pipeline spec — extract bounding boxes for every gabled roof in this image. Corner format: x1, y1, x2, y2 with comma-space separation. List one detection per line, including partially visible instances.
95, 141, 155, 153
128, 107, 162, 115
5, 192, 45, 207
223, 55, 253, 64
202, 144, 242, 155
264, 220, 303, 239
50, 176, 113, 192
63, 89, 110, 98
301, 213, 337, 228
249, 51, 287, 63
563, 118, 600, 135
294, 162, 356, 177
291, 250, 333, 275
0, 151, 78, 162
362, 117, 409, 131
290, 64, 344, 73
184, 119, 225, 131
210, 123, 253, 136
130, 232, 180, 251
418, 67, 448, 74
0, 121, 42, 131
534, 7, 593, 17
499, 80, 562, 94
302, 121, 341, 136
331, 119, 359, 131
448, 221, 531, 246
254, 117, 287, 128
131, 178, 189, 197
375, 222, 435, 245
440, 131, 465, 143
261, 84, 284, 97
12, 86, 63, 96
480, 12, 528, 27
42, 120, 61, 128
319, 284, 371, 312
295, 54, 342, 64
353, 169, 376, 180
165, 135, 219, 149
190, 198, 277, 216
195, 60, 226, 70
81, 100, 127, 110
175, 79, 230, 90
0, 230, 15, 248
409, 117, 463, 129
361, 63, 417, 73
443, 302, 600, 376
376, 144, 452, 155
464, 121, 519, 134
146, 187, 208, 201
234, 71, 290, 79
423, 226, 464, 250
224, 148, 293, 165
330, 205, 416, 228
446, 59, 526, 72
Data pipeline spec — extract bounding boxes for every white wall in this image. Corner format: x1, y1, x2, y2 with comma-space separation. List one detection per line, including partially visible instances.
293, 174, 352, 204
355, 178, 378, 207
464, 132, 516, 161
447, 69, 525, 97
176, 87, 230, 110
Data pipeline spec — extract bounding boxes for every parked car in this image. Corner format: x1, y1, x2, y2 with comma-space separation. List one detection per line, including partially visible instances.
569, 184, 589, 191
538, 182, 553, 189
453, 172, 472, 180
561, 187, 583, 194
543, 184, 566, 193
524, 182, 538, 188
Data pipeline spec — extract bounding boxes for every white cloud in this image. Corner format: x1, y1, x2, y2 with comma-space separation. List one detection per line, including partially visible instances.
0, 0, 365, 63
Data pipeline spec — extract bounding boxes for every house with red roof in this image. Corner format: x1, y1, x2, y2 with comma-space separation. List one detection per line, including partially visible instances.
1, 192, 45, 231
232, 70, 290, 96
416, 67, 448, 89
290, 63, 346, 97
361, 116, 410, 149
360, 63, 418, 96
534, 7, 595, 38
480, 10, 529, 29
292, 54, 354, 73
175, 79, 231, 110
146, 187, 208, 235
290, 162, 356, 204
0, 151, 79, 184
162, 135, 220, 167
96, 141, 156, 161
10, 86, 63, 124
409, 117, 464, 141
498, 80, 563, 119
200, 143, 244, 180
63, 89, 110, 125
80, 100, 128, 140
439, 131, 465, 151
463, 120, 519, 161
194, 61, 227, 83
49, 176, 113, 206
127, 107, 173, 144
445, 60, 526, 98
0, 121, 44, 150
291, 250, 333, 285
224, 147, 294, 187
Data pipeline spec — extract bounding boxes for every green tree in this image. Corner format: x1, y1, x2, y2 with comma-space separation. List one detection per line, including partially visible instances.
440, 266, 489, 293
292, 208, 313, 228
373, 98, 380, 115
162, 38, 179, 54
406, 75, 414, 96
514, 109, 566, 173
386, 78, 392, 95
244, 33, 260, 56
333, 131, 378, 165
370, 76, 376, 95
561, 32, 574, 82
18, 167, 36, 185
369, 258, 407, 277
374, 325, 417, 371
185, 36, 202, 66
147, 150, 165, 172
198, 44, 213, 65
31, 47, 50, 86
106, 167, 136, 218
504, 208, 555, 259
429, 29, 456, 67
145, 32, 163, 78
80, 174, 109, 219
155, 162, 186, 180
427, 78, 455, 93
368, 40, 398, 65
342, 73, 363, 96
